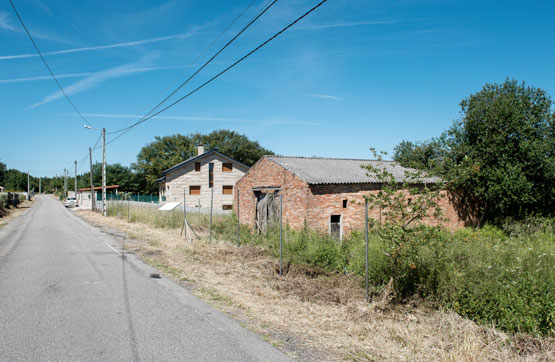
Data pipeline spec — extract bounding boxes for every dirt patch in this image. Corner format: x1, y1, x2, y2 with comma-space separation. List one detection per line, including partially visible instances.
77, 210, 555, 361
0, 199, 35, 228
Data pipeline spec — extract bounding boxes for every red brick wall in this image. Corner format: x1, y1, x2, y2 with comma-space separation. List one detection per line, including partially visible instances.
235, 157, 310, 230
236, 158, 465, 236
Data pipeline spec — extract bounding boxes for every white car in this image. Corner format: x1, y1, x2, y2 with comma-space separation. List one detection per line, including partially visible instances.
65, 197, 79, 208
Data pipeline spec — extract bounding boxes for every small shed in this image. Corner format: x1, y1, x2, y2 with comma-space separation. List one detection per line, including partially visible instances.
78, 185, 120, 209
235, 156, 465, 240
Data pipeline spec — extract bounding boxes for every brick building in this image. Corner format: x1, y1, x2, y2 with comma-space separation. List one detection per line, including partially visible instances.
235, 156, 465, 240
157, 146, 249, 211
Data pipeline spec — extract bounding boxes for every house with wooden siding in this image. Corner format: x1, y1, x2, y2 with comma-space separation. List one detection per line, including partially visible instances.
235, 156, 465, 240
157, 146, 249, 211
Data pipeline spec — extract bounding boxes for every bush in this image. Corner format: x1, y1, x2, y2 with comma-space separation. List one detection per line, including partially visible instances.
105, 204, 554, 336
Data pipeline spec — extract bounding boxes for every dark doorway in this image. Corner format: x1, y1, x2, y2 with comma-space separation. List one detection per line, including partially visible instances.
330, 214, 341, 240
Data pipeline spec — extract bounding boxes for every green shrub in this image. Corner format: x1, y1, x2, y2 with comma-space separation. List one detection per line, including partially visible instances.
105, 204, 554, 336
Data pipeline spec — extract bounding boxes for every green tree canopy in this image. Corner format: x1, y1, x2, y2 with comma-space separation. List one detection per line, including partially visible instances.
133, 129, 273, 193
394, 79, 555, 223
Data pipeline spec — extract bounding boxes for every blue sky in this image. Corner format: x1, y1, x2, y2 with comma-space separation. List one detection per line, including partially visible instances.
1, 0, 554, 178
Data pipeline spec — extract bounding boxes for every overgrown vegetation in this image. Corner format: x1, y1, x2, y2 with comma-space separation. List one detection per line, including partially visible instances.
103, 204, 554, 337
393, 79, 555, 224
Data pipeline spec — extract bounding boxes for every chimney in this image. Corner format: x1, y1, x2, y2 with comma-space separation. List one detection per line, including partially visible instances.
197, 144, 205, 156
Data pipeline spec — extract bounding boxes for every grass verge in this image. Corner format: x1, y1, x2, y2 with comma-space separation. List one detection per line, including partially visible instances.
81, 207, 554, 361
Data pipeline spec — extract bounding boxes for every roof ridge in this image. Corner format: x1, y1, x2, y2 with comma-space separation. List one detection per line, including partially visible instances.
267, 155, 393, 162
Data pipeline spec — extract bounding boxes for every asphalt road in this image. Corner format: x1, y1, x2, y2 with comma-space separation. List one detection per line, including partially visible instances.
0, 196, 293, 362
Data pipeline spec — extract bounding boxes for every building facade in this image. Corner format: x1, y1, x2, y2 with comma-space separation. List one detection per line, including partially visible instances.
157, 146, 249, 211
235, 156, 465, 240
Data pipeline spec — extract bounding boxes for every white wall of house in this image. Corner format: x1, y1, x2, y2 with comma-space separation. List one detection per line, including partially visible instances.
163, 153, 247, 211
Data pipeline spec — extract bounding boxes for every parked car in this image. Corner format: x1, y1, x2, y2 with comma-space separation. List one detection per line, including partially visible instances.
65, 197, 78, 208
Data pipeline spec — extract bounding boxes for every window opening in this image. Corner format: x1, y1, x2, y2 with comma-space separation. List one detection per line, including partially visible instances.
190, 186, 201, 195
342, 199, 347, 208
222, 163, 233, 172
195, 162, 201, 172
222, 204, 232, 210
209, 163, 214, 188
222, 185, 233, 195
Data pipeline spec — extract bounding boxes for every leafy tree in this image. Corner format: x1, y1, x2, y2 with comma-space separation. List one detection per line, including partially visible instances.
363, 149, 444, 302
0, 161, 6, 186
133, 130, 273, 193
394, 79, 555, 223
393, 138, 446, 171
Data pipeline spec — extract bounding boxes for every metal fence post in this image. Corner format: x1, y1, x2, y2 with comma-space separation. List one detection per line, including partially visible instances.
116, 193, 119, 218
236, 189, 240, 248
127, 193, 130, 223
365, 197, 369, 302
209, 188, 214, 243
279, 192, 283, 276
183, 187, 187, 239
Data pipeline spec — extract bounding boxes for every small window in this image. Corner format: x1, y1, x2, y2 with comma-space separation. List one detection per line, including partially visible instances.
342, 199, 347, 208
222, 163, 233, 172
222, 204, 232, 210
222, 185, 233, 195
167, 185, 170, 190
195, 162, 201, 172
190, 186, 201, 195
208, 163, 214, 188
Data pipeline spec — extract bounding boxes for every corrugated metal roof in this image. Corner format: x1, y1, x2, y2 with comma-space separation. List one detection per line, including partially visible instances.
266, 156, 439, 185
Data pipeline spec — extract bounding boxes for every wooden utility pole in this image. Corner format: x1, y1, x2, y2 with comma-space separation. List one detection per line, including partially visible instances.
89, 147, 95, 211
64, 168, 67, 198
102, 127, 106, 216
74, 160, 77, 200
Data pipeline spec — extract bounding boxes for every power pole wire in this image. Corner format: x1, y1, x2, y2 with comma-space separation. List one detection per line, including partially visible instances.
8, 0, 95, 128
108, 0, 278, 136
118, 0, 262, 132
106, 0, 329, 145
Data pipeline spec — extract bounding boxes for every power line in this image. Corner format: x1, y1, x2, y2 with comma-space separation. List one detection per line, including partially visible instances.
108, 0, 277, 135
118, 0, 261, 132
106, 0, 329, 145
8, 0, 95, 128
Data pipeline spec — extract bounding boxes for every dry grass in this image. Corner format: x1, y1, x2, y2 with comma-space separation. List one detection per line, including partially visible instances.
0, 198, 35, 228
78, 210, 555, 361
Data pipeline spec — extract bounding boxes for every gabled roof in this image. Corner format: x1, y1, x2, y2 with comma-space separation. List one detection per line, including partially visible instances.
162, 149, 250, 176
266, 156, 439, 185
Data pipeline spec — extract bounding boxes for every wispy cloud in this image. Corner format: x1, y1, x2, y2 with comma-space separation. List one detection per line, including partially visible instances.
269, 120, 322, 126
0, 11, 18, 32
28, 62, 152, 109
60, 113, 252, 123
0, 72, 92, 84
296, 20, 396, 31
306, 94, 343, 101
0, 32, 194, 60
0, 10, 78, 45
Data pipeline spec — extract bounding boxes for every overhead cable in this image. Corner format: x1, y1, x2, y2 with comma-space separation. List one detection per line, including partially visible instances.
8, 0, 95, 128
107, 0, 279, 135
106, 0, 329, 145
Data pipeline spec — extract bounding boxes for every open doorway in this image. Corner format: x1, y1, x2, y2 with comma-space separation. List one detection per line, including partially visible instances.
330, 214, 342, 241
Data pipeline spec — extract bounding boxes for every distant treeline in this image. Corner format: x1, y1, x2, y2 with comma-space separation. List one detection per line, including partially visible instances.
1, 129, 272, 195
